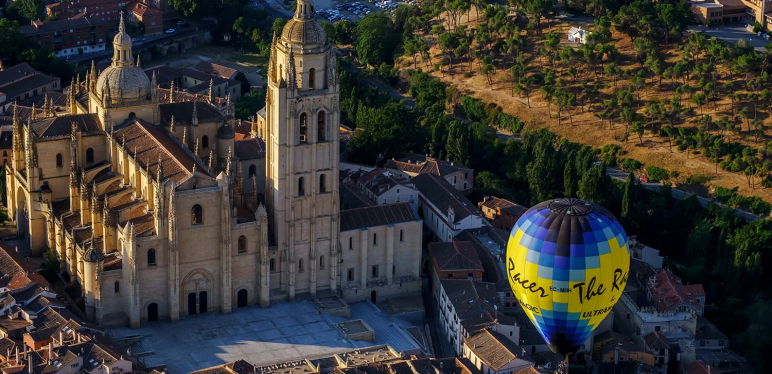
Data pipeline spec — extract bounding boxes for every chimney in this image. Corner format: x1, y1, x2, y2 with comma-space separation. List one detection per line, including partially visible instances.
48, 342, 53, 361
27, 353, 32, 374
15, 346, 19, 365
23, 344, 27, 359
59, 332, 63, 346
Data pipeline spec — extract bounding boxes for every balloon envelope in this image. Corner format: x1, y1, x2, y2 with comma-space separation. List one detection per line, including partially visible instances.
506, 198, 630, 357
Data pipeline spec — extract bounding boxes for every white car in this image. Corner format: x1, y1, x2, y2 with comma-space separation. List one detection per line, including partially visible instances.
165, 29, 175, 34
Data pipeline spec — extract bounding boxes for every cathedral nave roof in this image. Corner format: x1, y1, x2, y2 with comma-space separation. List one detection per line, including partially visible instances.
159, 101, 224, 126
113, 118, 212, 184
234, 138, 265, 160
30, 114, 101, 140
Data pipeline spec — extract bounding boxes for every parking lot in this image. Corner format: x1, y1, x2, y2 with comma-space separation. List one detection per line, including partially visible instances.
313, 0, 416, 22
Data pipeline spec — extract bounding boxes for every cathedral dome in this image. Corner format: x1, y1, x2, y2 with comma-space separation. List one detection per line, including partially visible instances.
280, 0, 326, 46
96, 67, 151, 102
95, 13, 151, 103
218, 124, 235, 139
281, 19, 326, 46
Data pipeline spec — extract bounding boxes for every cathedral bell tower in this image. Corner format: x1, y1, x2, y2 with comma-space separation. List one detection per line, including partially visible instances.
265, 0, 340, 301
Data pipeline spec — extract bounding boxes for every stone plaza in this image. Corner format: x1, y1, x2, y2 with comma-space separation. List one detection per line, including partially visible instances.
108, 300, 424, 373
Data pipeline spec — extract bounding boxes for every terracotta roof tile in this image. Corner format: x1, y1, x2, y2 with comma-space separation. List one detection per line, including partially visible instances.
193, 61, 238, 79
340, 184, 374, 210
428, 241, 484, 272
480, 196, 527, 216
113, 118, 212, 184
411, 174, 481, 223
465, 330, 528, 371
30, 114, 101, 140
234, 138, 265, 160
159, 101, 224, 127
647, 269, 705, 313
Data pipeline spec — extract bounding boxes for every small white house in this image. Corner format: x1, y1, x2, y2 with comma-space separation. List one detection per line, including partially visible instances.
568, 27, 590, 44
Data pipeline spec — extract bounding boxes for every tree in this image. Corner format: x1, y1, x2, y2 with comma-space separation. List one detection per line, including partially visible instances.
481, 56, 494, 88
272, 18, 288, 36
630, 121, 644, 144
354, 13, 400, 67
235, 90, 265, 120
621, 172, 634, 228
4, 0, 44, 25
168, 0, 214, 19
526, 134, 560, 202
564, 156, 577, 197
691, 92, 707, 115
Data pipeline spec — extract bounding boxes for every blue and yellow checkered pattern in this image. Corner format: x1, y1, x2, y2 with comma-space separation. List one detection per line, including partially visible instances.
506, 198, 630, 356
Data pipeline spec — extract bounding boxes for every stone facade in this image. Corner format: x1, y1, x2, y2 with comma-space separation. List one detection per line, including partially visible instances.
6, 0, 422, 328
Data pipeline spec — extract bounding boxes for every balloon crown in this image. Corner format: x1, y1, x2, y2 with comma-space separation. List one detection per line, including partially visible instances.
548, 198, 594, 216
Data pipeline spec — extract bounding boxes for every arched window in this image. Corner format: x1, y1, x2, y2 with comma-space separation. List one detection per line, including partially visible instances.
238, 235, 247, 253
202, 135, 209, 148
373, 233, 377, 246
317, 111, 326, 142
320, 255, 324, 269
299, 113, 308, 144
56, 154, 63, 167
319, 174, 326, 193
114, 281, 120, 294
86, 148, 94, 163
308, 68, 315, 90
298, 177, 305, 196
249, 165, 256, 177
191, 204, 203, 225
298, 259, 304, 273
400, 229, 404, 242
279, 65, 283, 81
147, 248, 156, 265
269, 258, 275, 272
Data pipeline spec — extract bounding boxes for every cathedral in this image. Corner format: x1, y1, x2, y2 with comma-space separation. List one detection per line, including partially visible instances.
4, 1, 422, 328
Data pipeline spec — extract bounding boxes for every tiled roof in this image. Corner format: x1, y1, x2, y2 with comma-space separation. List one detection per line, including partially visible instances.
159, 101, 224, 126
126, 1, 161, 16
235, 120, 251, 135
102, 252, 122, 271
339, 202, 419, 231
0, 63, 36, 87
30, 114, 102, 140
189, 360, 255, 374
113, 118, 212, 184
480, 196, 527, 216
428, 241, 483, 272
19, 92, 68, 109
355, 168, 411, 197
21, 17, 108, 35
644, 331, 669, 350
340, 184, 374, 210
193, 61, 238, 79
234, 138, 265, 160
385, 152, 471, 177
430, 358, 483, 374
647, 269, 705, 313
695, 316, 728, 341
465, 330, 527, 371
411, 174, 481, 223
5, 105, 45, 123
440, 279, 513, 334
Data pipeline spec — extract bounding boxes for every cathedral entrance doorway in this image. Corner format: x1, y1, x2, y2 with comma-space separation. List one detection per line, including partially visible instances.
199, 291, 208, 313
147, 303, 158, 322
188, 293, 197, 315
237, 289, 248, 308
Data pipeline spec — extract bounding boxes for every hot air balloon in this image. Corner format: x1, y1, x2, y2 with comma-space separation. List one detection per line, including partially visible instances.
506, 198, 630, 363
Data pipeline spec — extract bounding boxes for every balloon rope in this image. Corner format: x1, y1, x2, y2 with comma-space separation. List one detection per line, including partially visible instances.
563, 354, 569, 374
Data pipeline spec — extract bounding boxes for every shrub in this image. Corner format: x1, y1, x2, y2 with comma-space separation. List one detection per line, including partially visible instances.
461, 96, 486, 122
684, 174, 709, 185
714, 186, 734, 202
497, 112, 525, 134
619, 158, 642, 171
646, 166, 669, 181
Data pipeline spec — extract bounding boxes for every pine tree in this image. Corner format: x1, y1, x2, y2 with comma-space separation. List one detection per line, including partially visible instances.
526, 136, 559, 203
563, 153, 577, 197
621, 171, 634, 227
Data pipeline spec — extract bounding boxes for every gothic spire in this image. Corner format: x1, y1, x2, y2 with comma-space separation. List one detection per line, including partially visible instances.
235, 160, 243, 198
208, 79, 214, 104
182, 127, 187, 147
194, 137, 199, 158
208, 148, 215, 171
225, 147, 232, 176
252, 173, 258, 208
269, 32, 277, 83
75, 73, 80, 95
169, 115, 175, 134
169, 80, 175, 103
192, 101, 198, 126
150, 71, 158, 102
136, 55, 141, 68
156, 155, 163, 184
30, 103, 36, 121
90, 60, 97, 91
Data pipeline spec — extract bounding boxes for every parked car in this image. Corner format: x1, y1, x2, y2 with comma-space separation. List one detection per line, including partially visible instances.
176, 20, 186, 25
640, 177, 649, 183
165, 28, 175, 34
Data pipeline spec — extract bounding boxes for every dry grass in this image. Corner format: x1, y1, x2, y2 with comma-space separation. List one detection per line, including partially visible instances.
407, 15, 772, 202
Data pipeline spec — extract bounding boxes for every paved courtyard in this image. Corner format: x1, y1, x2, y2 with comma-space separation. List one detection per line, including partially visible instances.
108, 300, 422, 374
